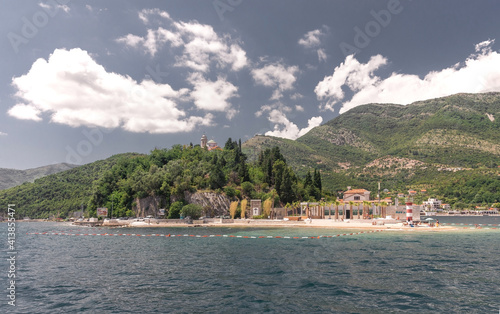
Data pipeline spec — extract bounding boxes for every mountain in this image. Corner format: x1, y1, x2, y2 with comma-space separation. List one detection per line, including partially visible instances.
0, 163, 78, 190
0, 153, 140, 218
299, 92, 500, 168
2, 93, 499, 218
243, 93, 500, 202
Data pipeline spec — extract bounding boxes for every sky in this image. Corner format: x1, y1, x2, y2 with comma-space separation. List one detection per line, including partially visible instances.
1, 0, 500, 169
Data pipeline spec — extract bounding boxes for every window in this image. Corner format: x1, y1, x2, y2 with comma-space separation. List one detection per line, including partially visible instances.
354, 196, 360, 201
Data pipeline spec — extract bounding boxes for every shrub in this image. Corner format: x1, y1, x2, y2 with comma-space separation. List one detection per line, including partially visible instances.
229, 201, 238, 219
224, 186, 236, 198
240, 199, 247, 218
168, 201, 185, 219
180, 204, 204, 220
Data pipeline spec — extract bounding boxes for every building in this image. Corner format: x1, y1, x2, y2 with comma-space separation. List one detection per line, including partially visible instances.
423, 198, 442, 211
343, 187, 371, 202
201, 134, 207, 148
250, 199, 262, 217
200, 134, 221, 151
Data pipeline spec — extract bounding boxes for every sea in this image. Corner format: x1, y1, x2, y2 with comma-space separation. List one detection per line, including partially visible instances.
1, 216, 499, 313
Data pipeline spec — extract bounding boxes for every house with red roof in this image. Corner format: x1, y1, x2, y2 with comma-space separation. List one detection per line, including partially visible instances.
343, 187, 371, 202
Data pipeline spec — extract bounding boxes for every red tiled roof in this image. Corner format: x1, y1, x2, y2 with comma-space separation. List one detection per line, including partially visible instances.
344, 189, 370, 194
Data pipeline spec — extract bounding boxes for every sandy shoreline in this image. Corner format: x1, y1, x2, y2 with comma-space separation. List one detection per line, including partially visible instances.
97, 219, 459, 232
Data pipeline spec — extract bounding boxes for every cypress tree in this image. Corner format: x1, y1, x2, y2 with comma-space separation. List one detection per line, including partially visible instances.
313, 169, 322, 193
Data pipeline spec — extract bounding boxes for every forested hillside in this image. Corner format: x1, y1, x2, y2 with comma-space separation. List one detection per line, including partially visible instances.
0, 163, 77, 190
0, 154, 139, 218
243, 93, 500, 208
0, 140, 322, 218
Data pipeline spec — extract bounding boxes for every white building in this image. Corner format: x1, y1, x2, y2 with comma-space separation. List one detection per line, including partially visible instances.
423, 198, 442, 211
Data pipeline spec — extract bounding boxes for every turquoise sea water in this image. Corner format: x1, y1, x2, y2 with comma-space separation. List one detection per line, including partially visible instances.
1, 219, 499, 313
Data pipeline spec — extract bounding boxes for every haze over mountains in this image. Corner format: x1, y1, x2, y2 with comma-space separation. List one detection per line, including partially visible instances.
0, 163, 77, 190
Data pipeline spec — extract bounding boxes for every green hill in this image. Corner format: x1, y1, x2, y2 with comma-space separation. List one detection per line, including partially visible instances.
243, 93, 500, 205
0, 163, 78, 190
0, 153, 141, 218
2, 93, 499, 218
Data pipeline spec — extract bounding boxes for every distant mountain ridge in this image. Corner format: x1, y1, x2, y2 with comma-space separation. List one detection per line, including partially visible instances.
243, 92, 500, 193
0, 163, 78, 190
1, 93, 499, 218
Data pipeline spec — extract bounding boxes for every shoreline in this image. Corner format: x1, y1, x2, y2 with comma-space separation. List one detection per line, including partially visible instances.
100, 219, 460, 232
14, 218, 497, 232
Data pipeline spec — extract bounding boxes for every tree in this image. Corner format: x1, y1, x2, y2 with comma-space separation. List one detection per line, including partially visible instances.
313, 169, 322, 193
229, 201, 238, 219
168, 201, 185, 219
240, 199, 247, 219
181, 204, 203, 219
272, 160, 286, 196
209, 161, 226, 190
304, 171, 312, 188
280, 166, 294, 204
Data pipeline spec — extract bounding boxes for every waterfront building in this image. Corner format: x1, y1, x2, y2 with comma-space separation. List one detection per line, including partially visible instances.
343, 187, 371, 202
250, 199, 262, 217
423, 198, 443, 211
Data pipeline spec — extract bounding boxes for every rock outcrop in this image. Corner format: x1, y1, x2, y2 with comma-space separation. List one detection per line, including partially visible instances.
132, 191, 231, 217
184, 191, 231, 217
133, 196, 164, 217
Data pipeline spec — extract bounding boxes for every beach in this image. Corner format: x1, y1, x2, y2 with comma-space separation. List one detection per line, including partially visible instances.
98, 218, 458, 231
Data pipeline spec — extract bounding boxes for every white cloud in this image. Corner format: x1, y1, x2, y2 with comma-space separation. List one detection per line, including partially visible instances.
255, 102, 292, 118
299, 26, 329, 62
116, 34, 144, 47
8, 104, 42, 121
298, 27, 327, 48
8, 48, 214, 134
265, 110, 323, 140
85, 5, 93, 12
251, 62, 299, 100
475, 39, 494, 53
138, 8, 171, 24
295, 105, 304, 112
317, 48, 327, 62
0, 132, 7, 136
117, 11, 248, 72
188, 73, 239, 119
117, 28, 182, 56
316, 40, 500, 114
39, 2, 70, 13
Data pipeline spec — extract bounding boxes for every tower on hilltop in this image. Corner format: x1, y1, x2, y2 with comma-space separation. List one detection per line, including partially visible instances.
201, 134, 207, 148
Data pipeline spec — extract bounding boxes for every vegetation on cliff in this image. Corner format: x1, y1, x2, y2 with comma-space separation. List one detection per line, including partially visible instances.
243, 93, 500, 208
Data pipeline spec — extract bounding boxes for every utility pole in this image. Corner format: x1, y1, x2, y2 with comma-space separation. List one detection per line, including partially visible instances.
377, 181, 381, 216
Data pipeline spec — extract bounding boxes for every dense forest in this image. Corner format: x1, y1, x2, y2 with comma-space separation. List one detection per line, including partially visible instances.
88, 139, 323, 218
0, 139, 323, 219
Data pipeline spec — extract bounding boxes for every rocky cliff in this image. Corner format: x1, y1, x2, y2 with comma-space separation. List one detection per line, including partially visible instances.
133, 191, 231, 217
